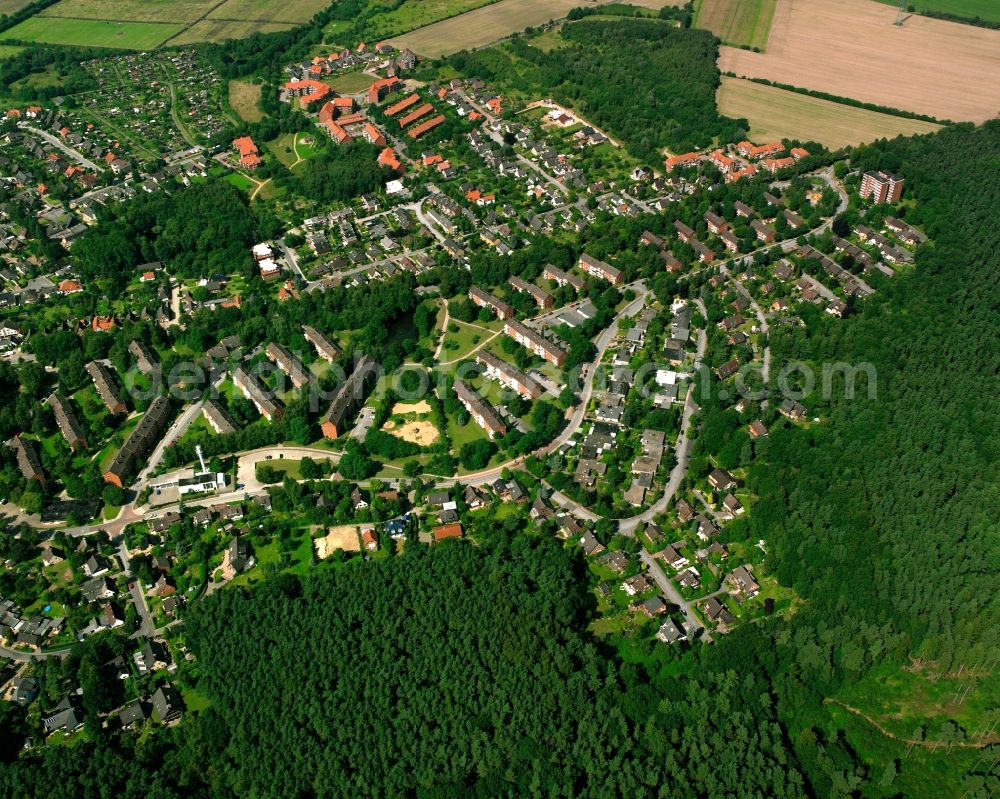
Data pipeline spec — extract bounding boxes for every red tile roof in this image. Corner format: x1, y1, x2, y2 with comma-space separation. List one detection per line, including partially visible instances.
385, 93, 420, 116
398, 102, 434, 128
433, 523, 463, 541
232, 136, 257, 157
378, 147, 402, 172
407, 115, 445, 139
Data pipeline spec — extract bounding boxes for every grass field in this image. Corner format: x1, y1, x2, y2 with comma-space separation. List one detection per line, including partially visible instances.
326, 71, 375, 94
206, 0, 328, 23
875, 0, 1000, 23
5, 16, 183, 48
694, 0, 777, 49
229, 79, 263, 122
717, 77, 942, 148
14, 0, 323, 47
0, 0, 35, 12
0, 45, 24, 61
719, 0, 1000, 123
168, 19, 289, 45
39, 0, 217, 23
388, 0, 587, 58
334, 0, 497, 39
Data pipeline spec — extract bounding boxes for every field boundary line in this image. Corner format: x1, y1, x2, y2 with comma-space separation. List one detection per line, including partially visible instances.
158, 0, 232, 48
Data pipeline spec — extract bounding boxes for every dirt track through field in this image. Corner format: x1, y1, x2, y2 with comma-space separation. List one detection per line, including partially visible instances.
719, 0, 1000, 122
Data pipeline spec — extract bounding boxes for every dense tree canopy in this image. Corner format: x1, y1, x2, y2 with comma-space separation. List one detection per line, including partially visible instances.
443, 18, 746, 159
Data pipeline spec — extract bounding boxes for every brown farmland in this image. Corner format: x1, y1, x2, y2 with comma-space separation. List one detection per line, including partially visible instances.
719, 0, 1000, 123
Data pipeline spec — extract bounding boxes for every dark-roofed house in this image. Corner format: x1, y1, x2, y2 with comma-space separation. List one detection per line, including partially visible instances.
128, 340, 158, 374
578, 531, 605, 556
43, 696, 84, 735
468, 286, 515, 320
233, 366, 283, 422
708, 468, 738, 491
542, 264, 585, 292
578, 253, 623, 285
151, 684, 184, 723
11, 676, 38, 705
222, 536, 251, 579
320, 355, 377, 439
779, 398, 808, 421
118, 700, 147, 729
727, 564, 760, 598
303, 325, 340, 362
104, 395, 171, 487
453, 379, 506, 439
202, 399, 237, 435
656, 617, 687, 643
503, 319, 566, 366
13, 435, 44, 482
86, 361, 127, 414
508, 275, 553, 308
135, 639, 171, 674
714, 359, 740, 380
266, 342, 313, 389
476, 350, 541, 400
47, 393, 86, 450
82, 576, 114, 603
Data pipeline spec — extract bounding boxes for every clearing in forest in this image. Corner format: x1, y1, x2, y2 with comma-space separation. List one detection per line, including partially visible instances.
315, 526, 361, 557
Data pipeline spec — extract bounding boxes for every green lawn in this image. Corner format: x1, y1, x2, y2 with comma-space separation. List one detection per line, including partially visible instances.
326, 71, 375, 94
4, 17, 184, 49
0, 45, 24, 61
255, 459, 304, 481
875, 0, 1000, 22
694, 0, 777, 50
331, 0, 496, 39
438, 320, 495, 362
224, 172, 256, 192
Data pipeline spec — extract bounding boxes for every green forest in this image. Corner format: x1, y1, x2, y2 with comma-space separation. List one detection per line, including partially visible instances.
438, 18, 746, 160
3, 118, 996, 799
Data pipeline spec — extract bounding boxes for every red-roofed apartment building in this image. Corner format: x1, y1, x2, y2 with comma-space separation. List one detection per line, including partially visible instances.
362, 123, 386, 147
283, 80, 332, 110
665, 152, 701, 171
368, 77, 401, 104
737, 141, 784, 159
378, 147, 403, 172
233, 136, 261, 170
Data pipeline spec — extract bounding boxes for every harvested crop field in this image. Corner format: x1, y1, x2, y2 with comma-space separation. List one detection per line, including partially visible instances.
0, 0, 37, 12
168, 19, 289, 45
874, 0, 1000, 23
4, 17, 183, 48
718, 77, 942, 149
39, 0, 218, 23
719, 0, 1000, 123
388, 0, 587, 58
207, 0, 329, 23
314, 525, 361, 558
695, 0, 778, 49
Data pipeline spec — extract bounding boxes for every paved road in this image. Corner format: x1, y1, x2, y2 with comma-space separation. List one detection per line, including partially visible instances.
639, 549, 707, 639
141, 399, 204, 483
119, 539, 154, 638
279, 239, 304, 280
619, 298, 708, 533
19, 124, 101, 171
